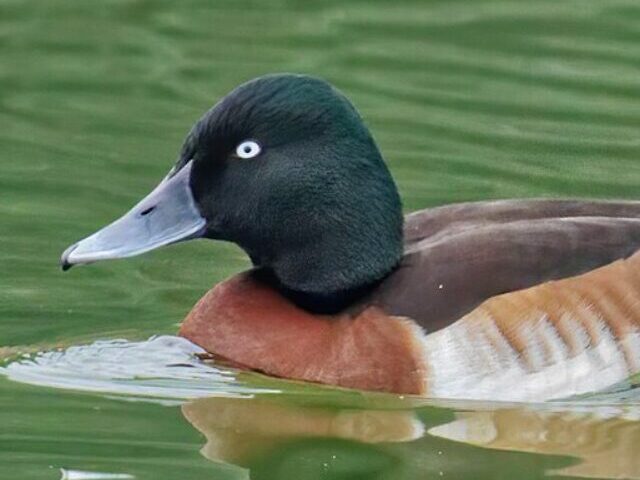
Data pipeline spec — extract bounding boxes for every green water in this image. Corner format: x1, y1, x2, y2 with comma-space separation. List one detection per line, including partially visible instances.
2, 0, 640, 478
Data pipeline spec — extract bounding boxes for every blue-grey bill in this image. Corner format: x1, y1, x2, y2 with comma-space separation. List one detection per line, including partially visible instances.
60, 160, 206, 270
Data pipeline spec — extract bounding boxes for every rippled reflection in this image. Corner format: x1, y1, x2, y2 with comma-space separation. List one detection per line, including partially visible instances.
183, 396, 425, 464
3, 338, 640, 478
430, 404, 640, 479
179, 394, 567, 479
181, 395, 640, 479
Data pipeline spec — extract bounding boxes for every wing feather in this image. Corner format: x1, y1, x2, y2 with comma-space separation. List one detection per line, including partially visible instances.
372, 199, 640, 331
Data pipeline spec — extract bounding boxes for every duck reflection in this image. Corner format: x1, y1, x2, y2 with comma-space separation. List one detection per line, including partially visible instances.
180, 394, 571, 480
429, 404, 640, 479
182, 395, 425, 466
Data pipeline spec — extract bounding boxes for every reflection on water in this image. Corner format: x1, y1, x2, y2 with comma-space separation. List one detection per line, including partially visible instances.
180, 394, 569, 480
183, 396, 424, 466
430, 405, 640, 479
4, 339, 640, 479
59, 469, 135, 480
183, 396, 428, 480
183, 394, 640, 479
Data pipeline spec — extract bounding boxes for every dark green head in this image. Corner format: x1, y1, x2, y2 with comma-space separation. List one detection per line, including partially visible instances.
61, 74, 403, 312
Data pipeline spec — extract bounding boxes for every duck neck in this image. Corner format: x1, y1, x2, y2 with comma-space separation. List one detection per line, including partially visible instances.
255, 268, 389, 314
247, 213, 404, 314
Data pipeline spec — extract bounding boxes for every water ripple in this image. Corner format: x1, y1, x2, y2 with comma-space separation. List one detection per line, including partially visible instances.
0, 336, 278, 400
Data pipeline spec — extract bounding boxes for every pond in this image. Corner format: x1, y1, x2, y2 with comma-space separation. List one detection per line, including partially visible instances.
1, 1, 640, 479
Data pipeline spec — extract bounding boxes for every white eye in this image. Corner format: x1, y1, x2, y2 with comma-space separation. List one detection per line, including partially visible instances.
236, 140, 261, 159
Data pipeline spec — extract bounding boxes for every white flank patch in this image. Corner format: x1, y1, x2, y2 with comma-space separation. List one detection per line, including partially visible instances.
619, 328, 640, 372
418, 311, 633, 402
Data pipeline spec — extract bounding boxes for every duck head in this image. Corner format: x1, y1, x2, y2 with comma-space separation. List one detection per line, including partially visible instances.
61, 74, 403, 312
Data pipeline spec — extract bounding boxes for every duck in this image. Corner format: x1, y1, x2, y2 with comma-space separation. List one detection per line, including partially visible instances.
60, 73, 640, 402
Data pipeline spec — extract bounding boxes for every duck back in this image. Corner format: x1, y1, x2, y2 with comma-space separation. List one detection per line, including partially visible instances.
370, 199, 640, 332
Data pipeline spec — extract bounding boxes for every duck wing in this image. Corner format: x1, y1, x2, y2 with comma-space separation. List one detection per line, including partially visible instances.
371, 199, 640, 332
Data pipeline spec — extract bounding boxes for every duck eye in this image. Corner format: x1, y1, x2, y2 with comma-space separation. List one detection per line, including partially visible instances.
235, 140, 261, 159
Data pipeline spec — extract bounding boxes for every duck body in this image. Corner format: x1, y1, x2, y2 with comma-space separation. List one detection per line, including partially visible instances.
179, 198, 640, 401
61, 73, 640, 402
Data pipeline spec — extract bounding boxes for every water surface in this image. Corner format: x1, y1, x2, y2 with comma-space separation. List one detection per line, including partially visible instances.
2, 0, 640, 478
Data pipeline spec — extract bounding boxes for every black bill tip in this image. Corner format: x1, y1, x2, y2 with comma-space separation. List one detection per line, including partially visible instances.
60, 244, 77, 271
